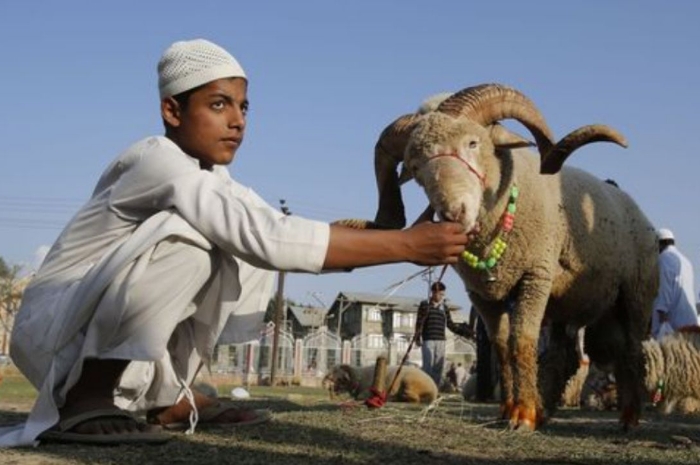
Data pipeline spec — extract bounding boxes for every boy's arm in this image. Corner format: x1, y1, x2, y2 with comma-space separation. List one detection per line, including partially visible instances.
109, 143, 466, 271
323, 221, 467, 270
446, 309, 475, 339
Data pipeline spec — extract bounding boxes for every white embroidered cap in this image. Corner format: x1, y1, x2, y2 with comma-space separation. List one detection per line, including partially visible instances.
158, 38, 246, 99
657, 228, 675, 241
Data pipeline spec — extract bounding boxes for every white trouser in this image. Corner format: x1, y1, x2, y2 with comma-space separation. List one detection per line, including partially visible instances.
421, 340, 446, 386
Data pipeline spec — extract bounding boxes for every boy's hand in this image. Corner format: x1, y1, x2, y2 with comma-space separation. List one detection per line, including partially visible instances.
324, 219, 467, 270
404, 221, 468, 265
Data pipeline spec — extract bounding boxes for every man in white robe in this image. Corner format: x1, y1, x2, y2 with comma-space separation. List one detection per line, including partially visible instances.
0, 38, 468, 447
651, 228, 699, 339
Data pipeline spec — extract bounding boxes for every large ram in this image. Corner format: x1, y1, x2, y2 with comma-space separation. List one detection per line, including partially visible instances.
360, 84, 658, 430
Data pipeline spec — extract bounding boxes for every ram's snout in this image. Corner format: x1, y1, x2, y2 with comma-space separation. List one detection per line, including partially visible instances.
416, 159, 484, 232
439, 204, 467, 223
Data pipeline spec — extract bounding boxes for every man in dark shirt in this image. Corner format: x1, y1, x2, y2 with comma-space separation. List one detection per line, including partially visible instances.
415, 282, 449, 385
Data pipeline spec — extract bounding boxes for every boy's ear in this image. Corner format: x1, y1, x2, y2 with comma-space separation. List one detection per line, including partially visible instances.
161, 97, 182, 127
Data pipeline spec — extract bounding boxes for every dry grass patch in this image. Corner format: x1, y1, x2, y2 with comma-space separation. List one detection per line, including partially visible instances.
2, 377, 700, 464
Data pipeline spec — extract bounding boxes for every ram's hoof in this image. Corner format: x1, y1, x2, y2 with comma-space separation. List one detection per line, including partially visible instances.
499, 399, 515, 419
619, 406, 640, 431
508, 403, 540, 431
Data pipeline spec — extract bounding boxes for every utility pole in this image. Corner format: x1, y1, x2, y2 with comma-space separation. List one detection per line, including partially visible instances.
270, 199, 291, 386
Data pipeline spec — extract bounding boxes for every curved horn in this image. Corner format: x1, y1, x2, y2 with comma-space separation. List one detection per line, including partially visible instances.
374, 113, 423, 229
436, 83, 556, 160
540, 125, 628, 174
488, 123, 535, 149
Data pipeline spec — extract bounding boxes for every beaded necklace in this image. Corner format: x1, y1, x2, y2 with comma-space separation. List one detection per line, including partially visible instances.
461, 185, 519, 273
652, 379, 665, 406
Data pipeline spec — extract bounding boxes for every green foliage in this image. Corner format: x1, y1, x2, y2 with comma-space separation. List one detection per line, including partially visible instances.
0, 258, 23, 329
264, 298, 277, 322
0, 257, 9, 279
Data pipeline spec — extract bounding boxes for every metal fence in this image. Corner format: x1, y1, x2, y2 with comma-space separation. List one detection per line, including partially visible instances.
211, 325, 476, 386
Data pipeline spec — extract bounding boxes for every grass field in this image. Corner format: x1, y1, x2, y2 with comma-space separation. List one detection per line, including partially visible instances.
0, 365, 38, 402
2, 366, 700, 464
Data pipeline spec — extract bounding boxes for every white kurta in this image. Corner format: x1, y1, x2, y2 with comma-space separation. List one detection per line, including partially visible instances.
651, 245, 699, 339
0, 136, 330, 447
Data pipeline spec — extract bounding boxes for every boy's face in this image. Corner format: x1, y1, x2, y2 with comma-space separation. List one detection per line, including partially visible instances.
162, 77, 248, 169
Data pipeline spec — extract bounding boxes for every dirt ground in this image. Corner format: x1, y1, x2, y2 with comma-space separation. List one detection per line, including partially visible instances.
2, 392, 700, 465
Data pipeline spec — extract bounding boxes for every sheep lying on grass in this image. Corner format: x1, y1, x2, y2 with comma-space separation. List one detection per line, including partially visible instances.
561, 362, 618, 411
323, 364, 438, 404
565, 329, 700, 415
642, 329, 700, 415
346, 83, 658, 430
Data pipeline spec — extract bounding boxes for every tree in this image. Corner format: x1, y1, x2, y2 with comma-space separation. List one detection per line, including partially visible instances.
0, 257, 9, 279
0, 257, 23, 354
263, 296, 299, 323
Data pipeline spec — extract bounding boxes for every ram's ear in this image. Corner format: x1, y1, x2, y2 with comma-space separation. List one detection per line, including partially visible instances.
488, 123, 534, 149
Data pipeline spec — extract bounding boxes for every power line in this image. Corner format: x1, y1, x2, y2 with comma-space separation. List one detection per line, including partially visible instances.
0, 195, 381, 232
0, 217, 67, 229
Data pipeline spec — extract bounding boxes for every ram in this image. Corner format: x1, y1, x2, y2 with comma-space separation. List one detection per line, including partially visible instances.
361, 83, 658, 430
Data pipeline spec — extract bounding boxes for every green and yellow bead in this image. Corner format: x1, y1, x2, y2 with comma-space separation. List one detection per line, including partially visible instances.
461, 186, 517, 272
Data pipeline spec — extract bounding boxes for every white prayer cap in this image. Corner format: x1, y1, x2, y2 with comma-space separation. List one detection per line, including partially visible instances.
158, 38, 246, 99
657, 228, 675, 241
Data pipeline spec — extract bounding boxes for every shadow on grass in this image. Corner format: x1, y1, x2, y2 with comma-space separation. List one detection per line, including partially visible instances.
2, 395, 700, 465
436, 397, 700, 446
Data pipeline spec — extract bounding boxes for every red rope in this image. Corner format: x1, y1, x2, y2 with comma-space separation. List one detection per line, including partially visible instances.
364, 387, 387, 409
428, 152, 486, 188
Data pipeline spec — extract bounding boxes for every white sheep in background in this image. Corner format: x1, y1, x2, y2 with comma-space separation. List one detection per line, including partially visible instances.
566, 329, 700, 414
643, 329, 700, 415
353, 83, 658, 431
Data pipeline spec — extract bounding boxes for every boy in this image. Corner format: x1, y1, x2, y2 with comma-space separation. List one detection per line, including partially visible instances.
0, 39, 467, 446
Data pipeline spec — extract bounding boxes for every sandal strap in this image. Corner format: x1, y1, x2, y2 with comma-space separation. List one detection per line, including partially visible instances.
57, 408, 138, 432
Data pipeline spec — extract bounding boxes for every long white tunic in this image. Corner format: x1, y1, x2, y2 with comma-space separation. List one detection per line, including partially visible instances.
651, 245, 699, 339
0, 136, 330, 446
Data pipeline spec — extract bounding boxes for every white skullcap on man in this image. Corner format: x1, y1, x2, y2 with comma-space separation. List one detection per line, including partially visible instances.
657, 228, 675, 241
158, 38, 246, 99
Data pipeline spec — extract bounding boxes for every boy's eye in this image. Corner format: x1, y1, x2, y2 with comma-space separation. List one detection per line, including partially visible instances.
241, 102, 249, 115
212, 101, 225, 111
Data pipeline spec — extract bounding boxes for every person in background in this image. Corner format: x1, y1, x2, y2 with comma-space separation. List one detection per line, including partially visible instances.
651, 228, 699, 339
415, 282, 451, 386
454, 362, 468, 390
445, 362, 458, 391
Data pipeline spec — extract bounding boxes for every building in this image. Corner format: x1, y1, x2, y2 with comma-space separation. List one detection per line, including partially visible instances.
325, 291, 474, 368
208, 290, 475, 387
286, 304, 327, 340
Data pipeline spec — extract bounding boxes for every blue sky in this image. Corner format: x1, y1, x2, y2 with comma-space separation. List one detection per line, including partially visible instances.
1, 1, 699, 314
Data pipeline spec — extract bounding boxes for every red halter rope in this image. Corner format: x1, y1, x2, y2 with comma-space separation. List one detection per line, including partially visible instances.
427, 152, 486, 187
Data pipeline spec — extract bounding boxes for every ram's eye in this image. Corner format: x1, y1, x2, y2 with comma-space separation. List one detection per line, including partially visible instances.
469, 140, 478, 149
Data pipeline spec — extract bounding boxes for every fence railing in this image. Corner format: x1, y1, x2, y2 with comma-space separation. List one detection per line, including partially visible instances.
210, 324, 475, 387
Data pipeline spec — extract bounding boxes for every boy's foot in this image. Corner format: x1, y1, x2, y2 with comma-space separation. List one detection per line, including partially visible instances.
40, 398, 169, 445
148, 389, 272, 429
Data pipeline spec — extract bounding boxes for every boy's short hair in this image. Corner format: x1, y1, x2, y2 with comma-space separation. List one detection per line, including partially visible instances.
158, 38, 247, 99
430, 282, 446, 292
